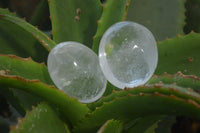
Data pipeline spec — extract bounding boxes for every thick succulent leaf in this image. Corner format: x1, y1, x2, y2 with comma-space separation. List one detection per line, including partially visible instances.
184, 0, 200, 33
10, 103, 70, 133
155, 116, 176, 133
92, 0, 131, 54
48, 0, 102, 47
97, 119, 123, 133
127, 0, 186, 41
10, 88, 43, 111
0, 54, 53, 84
0, 54, 53, 110
148, 72, 200, 91
30, 0, 50, 28
124, 115, 164, 133
155, 32, 200, 76
88, 84, 200, 111
0, 75, 90, 125
0, 9, 55, 62
103, 72, 200, 98
74, 93, 200, 132
0, 8, 16, 17
0, 87, 25, 115
144, 120, 159, 133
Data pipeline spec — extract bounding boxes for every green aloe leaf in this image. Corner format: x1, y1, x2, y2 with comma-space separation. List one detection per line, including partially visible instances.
0, 54, 52, 84
144, 120, 159, 133
30, 0, 50, 28
148, 72, 200, 91
10, 88, 43, 111
0, 87, 25, 115
101, 72, 200, 107
92, 0, 131, 54
88, 83, 200, 111
124, 116, 164, 133
10, 103, 70, 133
0, 54, 53, 110
97, 119, 123, 133
127, 0, 186, 41
184, 0, 200, 33
0, 75, 90, 125
48, 0, 102, 47
75, 93, 200, 132
0, 8, 16, 17
156, 32, 200, 76
155, 116, 176, 133
0, 9, 56, 62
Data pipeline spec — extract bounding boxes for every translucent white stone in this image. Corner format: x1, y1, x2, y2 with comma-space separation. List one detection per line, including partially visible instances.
47, 42, 107, 103
99, 21, 158, 89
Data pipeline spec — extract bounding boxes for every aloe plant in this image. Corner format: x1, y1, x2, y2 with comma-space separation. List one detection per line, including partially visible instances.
0, 0, 200, 132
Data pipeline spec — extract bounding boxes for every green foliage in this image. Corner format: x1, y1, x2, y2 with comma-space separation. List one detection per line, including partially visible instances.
10, 103, 70, 133
49, 0, 102, 47
0, 9, 55, 62
124, 115, 164, 133
0, 0, 200, 133
92, 0, 130, 54
0, 54, 52, 84
0, 54, 52, 110
75, 92, 200, 132
0, 75, 89, 125
155, 32, 200, 76
127, 0, 186, 41
97, 119, 123, 133
184, 0, 200, 33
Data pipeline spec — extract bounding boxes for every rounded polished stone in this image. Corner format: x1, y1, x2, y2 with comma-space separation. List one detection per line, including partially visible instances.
48, 42, 107, 103
99, 21, 158, 89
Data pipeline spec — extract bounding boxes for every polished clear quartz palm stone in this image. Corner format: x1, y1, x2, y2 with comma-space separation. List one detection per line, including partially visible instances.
99, 21, 158, 89
48, 42, 107, 103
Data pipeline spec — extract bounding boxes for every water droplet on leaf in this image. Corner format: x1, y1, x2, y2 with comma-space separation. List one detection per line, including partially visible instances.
48, 42, 107, 103
99, 21, 158, 89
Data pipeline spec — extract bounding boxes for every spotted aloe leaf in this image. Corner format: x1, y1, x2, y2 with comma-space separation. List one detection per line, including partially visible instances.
75, 92, 200, 132
48, 0, 102, 47
92, 0, 131, 54
10, 103, 70, 133
0, 9, 55, 62
155, 32, 200, 76
97, 119, 123, 133
0, 75, 90, 125
127, 0, 186, 41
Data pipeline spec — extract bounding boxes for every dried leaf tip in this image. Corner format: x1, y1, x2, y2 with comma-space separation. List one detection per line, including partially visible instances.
76, 8, 81, 15
188, 57, 194, 62
74, 16, 80, 22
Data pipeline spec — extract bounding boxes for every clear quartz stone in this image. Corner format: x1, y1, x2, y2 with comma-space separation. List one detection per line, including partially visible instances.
47, 41, 107, 103
99, 21, 158, 89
